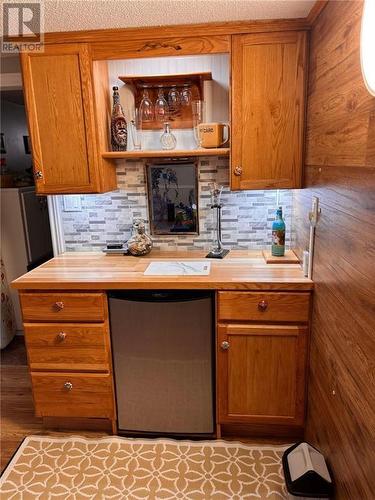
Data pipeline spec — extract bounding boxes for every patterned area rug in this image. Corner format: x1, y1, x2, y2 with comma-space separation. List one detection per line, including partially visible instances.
0, 436, 288, 499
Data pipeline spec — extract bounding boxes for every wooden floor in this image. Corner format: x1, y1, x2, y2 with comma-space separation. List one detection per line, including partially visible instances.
0, 337, 108, 472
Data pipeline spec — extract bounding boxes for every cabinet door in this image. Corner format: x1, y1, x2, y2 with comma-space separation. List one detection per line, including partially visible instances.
21, 44, 100, 194
231, 31, 307, 190
217, 323, 307, 425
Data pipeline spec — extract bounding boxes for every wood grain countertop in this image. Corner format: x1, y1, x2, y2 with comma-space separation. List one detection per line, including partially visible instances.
11, 250, 313, 291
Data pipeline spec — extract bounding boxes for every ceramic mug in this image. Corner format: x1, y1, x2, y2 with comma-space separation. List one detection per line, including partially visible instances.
197, 123, 230, 148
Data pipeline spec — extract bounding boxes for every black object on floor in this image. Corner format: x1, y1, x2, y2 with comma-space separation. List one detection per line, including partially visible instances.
282, 442, 333, 498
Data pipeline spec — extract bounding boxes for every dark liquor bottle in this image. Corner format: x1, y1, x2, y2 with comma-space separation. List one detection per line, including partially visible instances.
111, 86, 127, 151
271, 206, 286, 256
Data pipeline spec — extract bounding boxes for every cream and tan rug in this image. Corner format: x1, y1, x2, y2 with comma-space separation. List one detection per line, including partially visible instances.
0, 436, 288, 499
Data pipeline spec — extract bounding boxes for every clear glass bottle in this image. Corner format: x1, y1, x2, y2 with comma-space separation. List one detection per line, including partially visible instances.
271, 206, 286, 256
127, 219, 153, 256
160, 122, 177, 150
111, 86, 127, 151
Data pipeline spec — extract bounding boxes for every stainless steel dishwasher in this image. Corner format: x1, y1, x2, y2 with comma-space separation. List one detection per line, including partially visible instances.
109, 290, 214, 437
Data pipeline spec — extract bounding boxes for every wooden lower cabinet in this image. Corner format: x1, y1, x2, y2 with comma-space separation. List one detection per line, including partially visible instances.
19, 291, 116, 431
217, 323, 308, 428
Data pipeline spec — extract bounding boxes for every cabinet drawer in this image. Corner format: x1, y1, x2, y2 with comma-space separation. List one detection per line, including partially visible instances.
24, 323, 109, 371
20, 292, 107, 322
218, 292, 310, 323
31, 372, 114, 418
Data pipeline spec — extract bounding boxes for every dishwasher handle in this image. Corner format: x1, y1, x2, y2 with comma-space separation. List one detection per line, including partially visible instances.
108, 290, 213, 303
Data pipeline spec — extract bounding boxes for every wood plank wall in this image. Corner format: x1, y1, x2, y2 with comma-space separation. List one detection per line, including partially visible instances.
293, 1, 375, 498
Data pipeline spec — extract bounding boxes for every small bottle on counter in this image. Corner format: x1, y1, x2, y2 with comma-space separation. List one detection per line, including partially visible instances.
271, 206, 286, 256
111, 86, 127, 151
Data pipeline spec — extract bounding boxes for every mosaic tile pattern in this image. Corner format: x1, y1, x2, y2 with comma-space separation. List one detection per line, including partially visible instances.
60, 158, 292, 252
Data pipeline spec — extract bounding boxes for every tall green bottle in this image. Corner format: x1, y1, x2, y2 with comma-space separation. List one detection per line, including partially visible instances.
271, 206, 286, 256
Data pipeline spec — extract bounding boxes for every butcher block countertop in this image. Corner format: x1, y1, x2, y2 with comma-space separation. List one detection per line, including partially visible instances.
12, 250, 313, 291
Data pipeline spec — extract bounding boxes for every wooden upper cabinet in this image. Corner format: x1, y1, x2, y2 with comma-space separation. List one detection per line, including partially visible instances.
231, 31, 307, 190
21, 44, 116, 194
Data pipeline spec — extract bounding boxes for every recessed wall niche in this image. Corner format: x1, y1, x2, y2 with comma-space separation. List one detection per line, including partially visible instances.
107, 54, 229, 151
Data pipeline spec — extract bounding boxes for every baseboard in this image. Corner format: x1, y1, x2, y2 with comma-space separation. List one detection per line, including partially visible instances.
220, 423, 304, 440
42, 417, 113, 432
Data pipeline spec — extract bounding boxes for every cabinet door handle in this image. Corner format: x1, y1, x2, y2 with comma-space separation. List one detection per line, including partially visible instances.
56, 331, 66, 342
54, 301, 64, 310
34, 170, 43, 180
258, 300, 268, 312
221, 341, 230, 350
63, 382, 73, 391
233, 166, 242, 176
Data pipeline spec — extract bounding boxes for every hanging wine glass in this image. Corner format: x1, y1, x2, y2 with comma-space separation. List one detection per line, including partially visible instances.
168, 86, 180, 115
154, 87, 169, 122
139, 86, 154, 122
180, 84, 192, 107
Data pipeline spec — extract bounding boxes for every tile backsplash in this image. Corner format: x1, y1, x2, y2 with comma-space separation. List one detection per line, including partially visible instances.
60, 157, 292, 252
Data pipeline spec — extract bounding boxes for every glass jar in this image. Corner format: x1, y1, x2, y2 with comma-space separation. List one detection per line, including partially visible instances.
160, 122, 177, 150
127, 219, 153, 256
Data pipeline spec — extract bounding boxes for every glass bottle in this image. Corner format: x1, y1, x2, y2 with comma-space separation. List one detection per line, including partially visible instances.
271, 206, 286, 256
111, 86, 127, 151
154, 87, 169, 122
127, 219, 153, 256
160, 122, 177, 150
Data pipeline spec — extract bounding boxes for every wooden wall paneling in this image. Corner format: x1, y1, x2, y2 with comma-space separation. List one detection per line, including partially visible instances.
305, 0, 373, 167
306, 1, 329, 25
293, 1, 375, 498
231, 31, 307, 189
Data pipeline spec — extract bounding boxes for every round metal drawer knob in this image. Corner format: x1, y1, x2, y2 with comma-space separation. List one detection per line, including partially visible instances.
63, 382, 73, 391
54, 301, 64, 311
57, 332, 66, 342
258, 300, 268, 312
221, 341, 230, 350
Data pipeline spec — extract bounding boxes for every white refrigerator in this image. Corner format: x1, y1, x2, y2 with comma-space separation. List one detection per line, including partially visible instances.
1, 186, 53, 333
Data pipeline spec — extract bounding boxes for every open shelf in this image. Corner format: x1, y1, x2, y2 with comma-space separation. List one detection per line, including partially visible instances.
102, 148, 229, 159
118, 71, 212, 130
118, 72, 212, 88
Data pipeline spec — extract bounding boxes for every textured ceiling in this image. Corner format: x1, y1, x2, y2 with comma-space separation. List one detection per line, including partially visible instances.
42, 0, 315, 33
